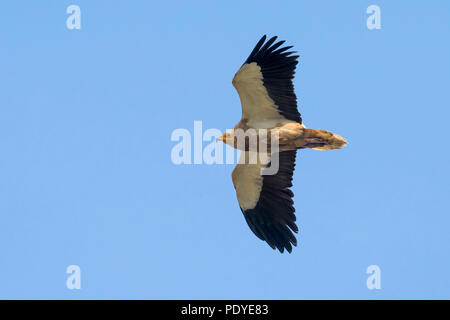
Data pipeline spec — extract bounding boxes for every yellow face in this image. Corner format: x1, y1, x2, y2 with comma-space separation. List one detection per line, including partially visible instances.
217, 131, 233, 145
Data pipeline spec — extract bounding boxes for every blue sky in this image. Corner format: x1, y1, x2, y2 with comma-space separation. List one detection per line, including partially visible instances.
0, 1, 449, 299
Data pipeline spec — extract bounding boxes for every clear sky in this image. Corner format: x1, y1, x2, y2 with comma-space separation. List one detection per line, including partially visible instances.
1, 1, 449, 299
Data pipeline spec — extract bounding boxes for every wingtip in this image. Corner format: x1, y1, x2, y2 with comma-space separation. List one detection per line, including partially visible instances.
275, 245, 293, 254
259, 35, 280, 44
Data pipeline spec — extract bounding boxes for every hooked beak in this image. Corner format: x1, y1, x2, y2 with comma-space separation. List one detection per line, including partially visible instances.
216, 134, 225, 143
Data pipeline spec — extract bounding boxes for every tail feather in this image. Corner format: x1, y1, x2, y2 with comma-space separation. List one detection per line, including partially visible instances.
304, 129, 347, 150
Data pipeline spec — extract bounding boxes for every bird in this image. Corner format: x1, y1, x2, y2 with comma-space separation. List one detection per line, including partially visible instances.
217, 35, 347, 253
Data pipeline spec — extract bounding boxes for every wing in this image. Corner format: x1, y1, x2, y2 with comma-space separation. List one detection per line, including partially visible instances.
232, 35, 301, 127
232, 150, 298, 253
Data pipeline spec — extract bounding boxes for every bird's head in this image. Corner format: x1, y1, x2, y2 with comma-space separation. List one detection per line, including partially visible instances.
217, 131, 234, 145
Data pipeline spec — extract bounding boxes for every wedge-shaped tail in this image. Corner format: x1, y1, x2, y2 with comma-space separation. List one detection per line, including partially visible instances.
303, 128, 347, 150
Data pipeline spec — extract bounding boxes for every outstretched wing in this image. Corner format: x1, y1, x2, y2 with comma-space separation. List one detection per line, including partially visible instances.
232, 35, 301, 127
232, 150, 298, 253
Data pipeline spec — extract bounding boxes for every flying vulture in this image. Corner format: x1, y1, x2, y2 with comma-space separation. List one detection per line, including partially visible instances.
217, 35, 347, 253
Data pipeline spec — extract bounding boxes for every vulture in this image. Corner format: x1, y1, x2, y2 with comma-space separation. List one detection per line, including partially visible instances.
217, 35, 347, 253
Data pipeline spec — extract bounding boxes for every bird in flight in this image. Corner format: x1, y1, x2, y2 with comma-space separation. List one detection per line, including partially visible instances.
217, 35, 347, 253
